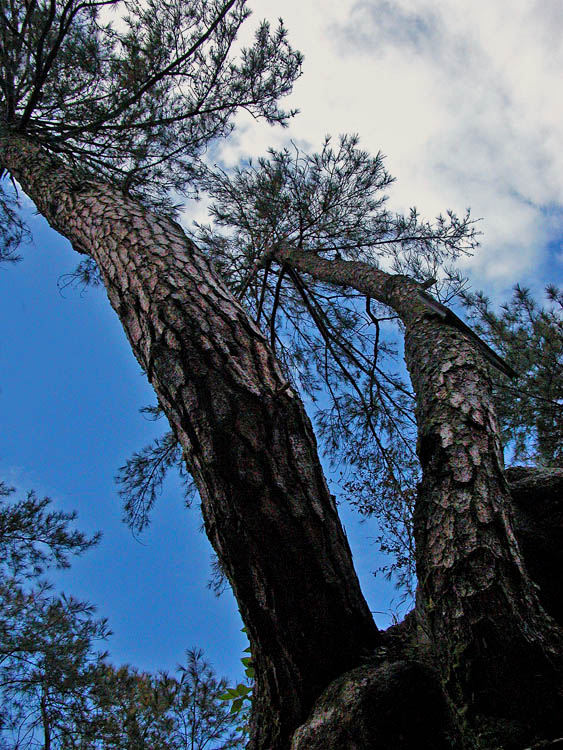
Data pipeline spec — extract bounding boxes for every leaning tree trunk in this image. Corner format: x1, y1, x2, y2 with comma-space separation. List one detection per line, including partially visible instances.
0, 132, 380, 750
275, 246, 563, 745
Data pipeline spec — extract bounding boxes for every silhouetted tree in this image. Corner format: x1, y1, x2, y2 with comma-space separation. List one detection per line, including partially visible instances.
0, 483, 108, 749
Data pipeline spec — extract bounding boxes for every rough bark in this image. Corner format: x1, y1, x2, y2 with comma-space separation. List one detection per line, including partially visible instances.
404, 310, 563, 741
274, 246, 563, 744
0, 132, 380, 750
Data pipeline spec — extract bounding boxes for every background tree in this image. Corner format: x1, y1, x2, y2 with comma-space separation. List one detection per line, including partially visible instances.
170, 648, 245, 750
463, 284, 563, 467
81, 651, 244, 750
0, 481, 100, 581
0, 482, 108, 749
83, 664, 179, 750
0, 482, 245, 749
1, 592, 110, 750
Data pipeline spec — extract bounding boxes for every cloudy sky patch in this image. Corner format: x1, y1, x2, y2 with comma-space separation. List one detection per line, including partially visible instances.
202, 0, 563, 300
331, 0, 440, 58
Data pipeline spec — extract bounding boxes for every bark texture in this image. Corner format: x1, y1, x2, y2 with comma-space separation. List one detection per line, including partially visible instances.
275, 246, 563, 744
403, 306, 563, 738
0, 133, 380, 750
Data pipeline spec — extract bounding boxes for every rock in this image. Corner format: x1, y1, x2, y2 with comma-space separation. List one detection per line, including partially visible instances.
290, 660, 454, 750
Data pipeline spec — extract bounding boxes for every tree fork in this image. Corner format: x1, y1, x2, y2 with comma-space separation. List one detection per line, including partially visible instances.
0, 132, 380, 749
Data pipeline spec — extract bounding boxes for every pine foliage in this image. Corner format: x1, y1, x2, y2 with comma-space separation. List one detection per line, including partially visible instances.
0, 0, 302, 211
0, 483, 244, 749
463, 284, 563, 467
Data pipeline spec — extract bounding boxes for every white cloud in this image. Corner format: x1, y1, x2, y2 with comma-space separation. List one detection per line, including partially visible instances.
207, 0, 563, 299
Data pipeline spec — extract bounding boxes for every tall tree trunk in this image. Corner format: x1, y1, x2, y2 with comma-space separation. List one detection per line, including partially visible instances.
275, 246, 563, 743
40, 687, 51, 750
0, 132, 380, 750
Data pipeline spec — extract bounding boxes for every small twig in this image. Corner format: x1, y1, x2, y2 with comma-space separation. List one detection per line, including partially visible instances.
236, 249, 274, 300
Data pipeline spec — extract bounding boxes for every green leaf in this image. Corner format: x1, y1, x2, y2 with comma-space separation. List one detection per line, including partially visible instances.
221, 687, 240, 699
230, 697, 244, 713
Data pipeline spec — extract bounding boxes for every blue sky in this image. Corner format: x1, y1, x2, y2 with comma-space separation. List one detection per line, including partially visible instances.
2, 0, 563, 688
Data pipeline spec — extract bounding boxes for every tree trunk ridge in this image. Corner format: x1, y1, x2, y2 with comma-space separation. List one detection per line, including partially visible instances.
0, 132, 379, 750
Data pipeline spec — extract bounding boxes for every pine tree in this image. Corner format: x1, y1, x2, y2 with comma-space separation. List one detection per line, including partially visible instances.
0, 483, 244, 749
463, 284, 563, 466
0, 483, 108, 749
2, 2, 563, 747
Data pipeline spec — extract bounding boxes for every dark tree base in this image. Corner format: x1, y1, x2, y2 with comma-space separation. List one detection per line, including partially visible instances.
290, 660, 455, 750
290, 468, 563, 750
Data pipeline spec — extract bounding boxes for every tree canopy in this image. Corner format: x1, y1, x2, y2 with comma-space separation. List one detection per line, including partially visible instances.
0, 483, 109, 748
0, 0, 301, 210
